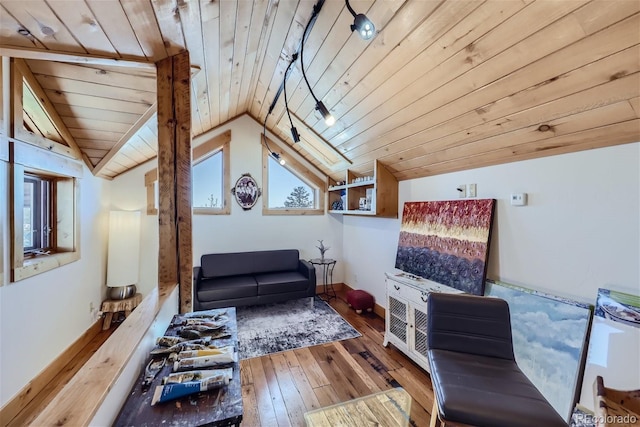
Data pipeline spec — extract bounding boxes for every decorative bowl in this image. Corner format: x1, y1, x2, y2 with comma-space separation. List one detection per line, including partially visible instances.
108, 285, 137, 300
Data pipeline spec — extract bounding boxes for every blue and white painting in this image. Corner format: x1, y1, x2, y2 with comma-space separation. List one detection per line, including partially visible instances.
485, 280, 593, 421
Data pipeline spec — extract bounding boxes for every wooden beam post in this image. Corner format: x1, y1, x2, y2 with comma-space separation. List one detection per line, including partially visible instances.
156, 51, 192, 313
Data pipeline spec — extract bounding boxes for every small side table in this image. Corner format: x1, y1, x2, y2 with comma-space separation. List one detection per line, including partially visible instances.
309, 258, 337, 301
101, 293, 143, 330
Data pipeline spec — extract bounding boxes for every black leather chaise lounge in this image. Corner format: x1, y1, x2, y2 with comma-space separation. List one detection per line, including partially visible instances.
427, 292, 568, 427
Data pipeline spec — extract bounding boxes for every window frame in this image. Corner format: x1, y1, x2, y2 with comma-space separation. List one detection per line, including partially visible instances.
192, 146, 228, 215
146, 130, 231, 215
22, 172, 53, 254
261, 137, 326, 216
10, 139, 82, 282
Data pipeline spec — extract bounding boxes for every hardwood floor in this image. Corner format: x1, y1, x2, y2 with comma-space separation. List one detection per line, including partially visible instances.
10, 292, 436, 426
240, 293, 436, 426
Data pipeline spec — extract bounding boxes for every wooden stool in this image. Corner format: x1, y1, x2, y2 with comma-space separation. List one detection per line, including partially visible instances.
101, 293, 142, 330
594, 376, 640, 427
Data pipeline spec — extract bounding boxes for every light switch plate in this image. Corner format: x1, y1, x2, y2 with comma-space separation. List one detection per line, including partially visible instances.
469, 183, 477, 197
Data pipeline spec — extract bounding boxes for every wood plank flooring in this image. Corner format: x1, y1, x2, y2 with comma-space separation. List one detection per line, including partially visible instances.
240, 292, 435, 426
10, 291, 435, 426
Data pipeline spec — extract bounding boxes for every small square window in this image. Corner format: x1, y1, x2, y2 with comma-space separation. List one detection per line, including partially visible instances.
10, 140, 82, 282
23, 173, 53, 255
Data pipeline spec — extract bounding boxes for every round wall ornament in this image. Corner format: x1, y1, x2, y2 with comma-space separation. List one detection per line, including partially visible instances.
231, 173, 261, 210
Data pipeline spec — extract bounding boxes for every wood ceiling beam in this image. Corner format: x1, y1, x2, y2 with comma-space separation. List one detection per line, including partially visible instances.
91, 103, 157, 176
0, 46, 155, 70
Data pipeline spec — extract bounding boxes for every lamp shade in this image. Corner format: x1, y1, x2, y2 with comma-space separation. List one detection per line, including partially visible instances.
106, 210, 141, 288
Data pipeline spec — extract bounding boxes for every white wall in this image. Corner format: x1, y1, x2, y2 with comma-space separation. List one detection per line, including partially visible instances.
110, 115, 344, 293
192, 115, 343, 272
343, 143, 640, 306
0, 162, 110, 406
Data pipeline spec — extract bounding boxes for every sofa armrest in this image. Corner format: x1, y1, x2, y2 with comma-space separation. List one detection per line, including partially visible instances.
298, 260, 316, 286
193, 267, 202, 285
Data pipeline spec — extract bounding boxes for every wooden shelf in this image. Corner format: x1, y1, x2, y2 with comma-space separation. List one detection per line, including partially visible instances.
328, 160, 398, 218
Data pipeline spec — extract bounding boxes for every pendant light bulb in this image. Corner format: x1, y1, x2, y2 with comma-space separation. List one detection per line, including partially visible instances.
316, 101, 335, 127
291, 126, 301, 143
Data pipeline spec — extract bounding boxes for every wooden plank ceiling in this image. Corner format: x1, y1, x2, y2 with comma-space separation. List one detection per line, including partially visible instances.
0, 0, 638, 181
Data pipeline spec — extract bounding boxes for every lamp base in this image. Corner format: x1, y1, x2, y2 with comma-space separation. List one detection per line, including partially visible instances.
108, 285, 137, 300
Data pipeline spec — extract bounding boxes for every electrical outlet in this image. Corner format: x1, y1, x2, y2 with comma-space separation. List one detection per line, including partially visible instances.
89, 302, 94, 313
457, 184, 466, 198
468, 183, 477, 197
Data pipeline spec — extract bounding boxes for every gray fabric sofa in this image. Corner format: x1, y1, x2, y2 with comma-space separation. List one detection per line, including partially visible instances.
193, 249, 316, 310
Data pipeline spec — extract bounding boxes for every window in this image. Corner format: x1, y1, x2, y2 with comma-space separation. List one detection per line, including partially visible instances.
192, 131, 230, 214
262, 139, 325, 215
145, 130, 231, 215
267, 156, 316, 208
23, 173, 53, 254
193, 151, 223, 208
11, 140, 81, 282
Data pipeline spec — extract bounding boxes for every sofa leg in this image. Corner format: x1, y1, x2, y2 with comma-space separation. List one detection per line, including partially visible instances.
309, 296, 314, 308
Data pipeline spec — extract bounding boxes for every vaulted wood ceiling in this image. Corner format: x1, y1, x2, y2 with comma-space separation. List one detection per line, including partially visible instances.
1, 0, 638, 181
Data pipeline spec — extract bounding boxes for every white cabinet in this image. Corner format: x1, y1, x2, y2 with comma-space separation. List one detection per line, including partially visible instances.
383, 272, 463, 373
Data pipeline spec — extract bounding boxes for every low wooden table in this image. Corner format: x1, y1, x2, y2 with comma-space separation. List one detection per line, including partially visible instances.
101, 293, 143, 330
304, 387, 411, 426
114, 307, 242, 427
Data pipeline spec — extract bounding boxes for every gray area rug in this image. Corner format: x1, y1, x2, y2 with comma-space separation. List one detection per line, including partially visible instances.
236, 297, 361, 359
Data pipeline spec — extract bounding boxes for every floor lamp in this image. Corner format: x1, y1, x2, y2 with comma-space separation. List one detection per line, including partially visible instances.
106, 210, 141, 300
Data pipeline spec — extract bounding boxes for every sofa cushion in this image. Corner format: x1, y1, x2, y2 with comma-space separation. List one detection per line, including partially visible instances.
255, 271, 310, 295
197, 275, 258, 302
200, 250, 300, 278
200, 252, 254, 278
252, 250, 299, 274
429, 349, 568, 427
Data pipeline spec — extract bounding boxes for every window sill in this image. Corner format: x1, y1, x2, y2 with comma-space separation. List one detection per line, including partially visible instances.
193, 207, 230, 215
13, 251, 80, 282
262, 208, 324, 216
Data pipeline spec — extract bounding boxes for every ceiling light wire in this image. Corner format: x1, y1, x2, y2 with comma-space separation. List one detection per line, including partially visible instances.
262, 115, 285, 165
260, 0, 330, 165
284, 54, 300, 143
300, 2, 335, 127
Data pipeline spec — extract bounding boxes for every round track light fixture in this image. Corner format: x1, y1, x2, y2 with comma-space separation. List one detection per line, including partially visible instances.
346, 0, 375, 40
271, 151, 286, 166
